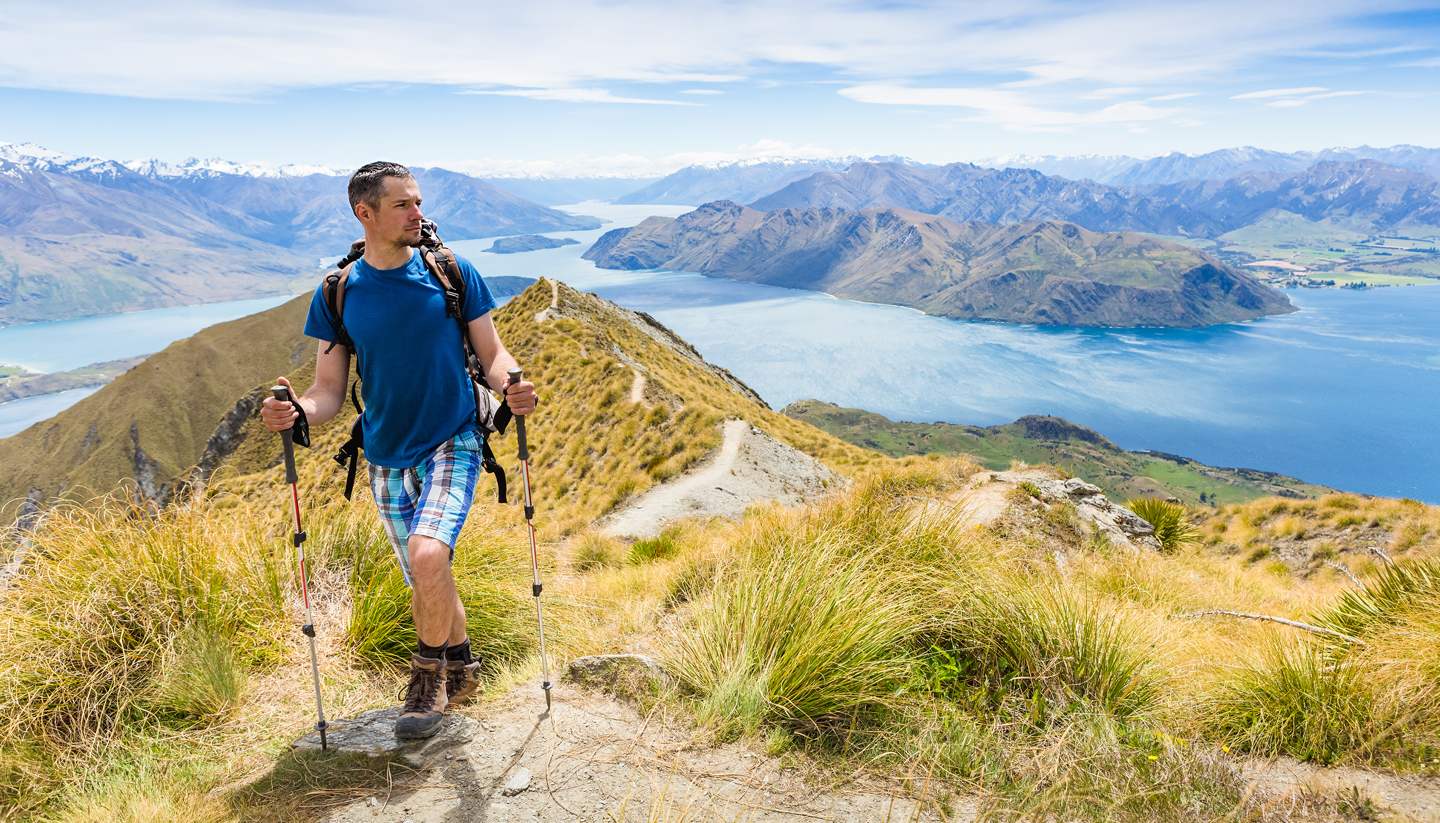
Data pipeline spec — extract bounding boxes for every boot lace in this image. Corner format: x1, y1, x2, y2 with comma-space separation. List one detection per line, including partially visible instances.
400, 666, 440, 714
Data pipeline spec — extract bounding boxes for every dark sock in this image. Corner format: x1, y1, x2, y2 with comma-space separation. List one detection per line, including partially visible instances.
417, 640, 446, 662
447, 639, 473, 665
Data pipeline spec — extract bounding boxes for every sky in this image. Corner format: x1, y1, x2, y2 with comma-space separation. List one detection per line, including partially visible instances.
3, 0, 1439, 177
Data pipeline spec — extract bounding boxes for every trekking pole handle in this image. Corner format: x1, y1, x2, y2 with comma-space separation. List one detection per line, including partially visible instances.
507, 368, 529, 461
272, 385, 299, 485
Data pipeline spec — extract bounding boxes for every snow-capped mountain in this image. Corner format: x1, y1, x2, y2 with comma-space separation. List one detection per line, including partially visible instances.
615, 155, 921, 205
124, 156, 343, 178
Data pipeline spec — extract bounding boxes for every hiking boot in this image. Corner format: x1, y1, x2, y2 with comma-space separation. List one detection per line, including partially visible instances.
394, 654, 448, 740
445, 659, 482, 706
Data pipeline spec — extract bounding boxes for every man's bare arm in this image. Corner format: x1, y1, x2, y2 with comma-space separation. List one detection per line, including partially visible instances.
259, 341, 351, 432
467, 313, 537, 414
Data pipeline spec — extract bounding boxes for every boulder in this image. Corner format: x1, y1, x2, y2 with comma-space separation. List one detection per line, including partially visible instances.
292, 707, 478, 766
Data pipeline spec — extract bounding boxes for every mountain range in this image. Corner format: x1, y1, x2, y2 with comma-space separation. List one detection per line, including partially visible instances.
584, 200, 1291, 327
748, 159, 1440, 238
616, 145, 1440, 206
980, 145, 1440, 185
615, 156, 913, 205
0, 143, 600, 325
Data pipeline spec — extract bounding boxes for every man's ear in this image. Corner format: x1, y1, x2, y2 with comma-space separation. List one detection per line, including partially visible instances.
353, 201, 370, 223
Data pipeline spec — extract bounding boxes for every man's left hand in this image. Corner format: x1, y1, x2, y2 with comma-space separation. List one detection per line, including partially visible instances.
504, 379, 538, 415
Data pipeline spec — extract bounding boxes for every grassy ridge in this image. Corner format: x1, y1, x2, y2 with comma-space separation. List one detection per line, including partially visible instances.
785, 400, 1329, 505
0, 296, 316, 519
655, 461, 1440, 819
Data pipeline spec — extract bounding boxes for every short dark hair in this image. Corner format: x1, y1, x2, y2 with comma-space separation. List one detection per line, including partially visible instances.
348, 161, 413, 211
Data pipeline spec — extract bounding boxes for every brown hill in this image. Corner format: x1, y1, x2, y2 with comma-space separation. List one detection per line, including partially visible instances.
584, 201, 1293, 327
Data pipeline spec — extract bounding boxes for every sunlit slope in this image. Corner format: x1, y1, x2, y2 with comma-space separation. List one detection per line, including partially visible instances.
0, 296, 314, 519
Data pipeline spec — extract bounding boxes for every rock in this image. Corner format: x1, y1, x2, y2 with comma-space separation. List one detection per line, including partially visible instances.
566, 653, 671, 701
501, 767, 532, 796
935, 469, 1162, 553
292, 707, 478, 766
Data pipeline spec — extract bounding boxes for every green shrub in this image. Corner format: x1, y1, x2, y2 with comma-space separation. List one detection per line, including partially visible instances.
1204, 640, 1377, 764
627, 529, 681, 564
1125, 498, 1198, 553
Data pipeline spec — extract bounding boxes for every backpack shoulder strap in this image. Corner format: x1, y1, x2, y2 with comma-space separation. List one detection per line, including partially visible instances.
419, 243, 468, 320
322, 239, 365, 354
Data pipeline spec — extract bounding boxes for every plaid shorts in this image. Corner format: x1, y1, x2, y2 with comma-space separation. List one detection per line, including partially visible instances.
368, 429, 484, 586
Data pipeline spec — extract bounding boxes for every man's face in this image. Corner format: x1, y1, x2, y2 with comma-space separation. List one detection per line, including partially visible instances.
357, 175, 424, 245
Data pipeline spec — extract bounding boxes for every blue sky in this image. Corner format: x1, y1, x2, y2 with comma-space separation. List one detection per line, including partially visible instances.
3, 0, 1439, 176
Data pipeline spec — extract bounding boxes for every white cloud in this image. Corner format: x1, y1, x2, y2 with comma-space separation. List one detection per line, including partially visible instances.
460, 87, 699, 106
1231, 86, 1330, 100
0, 0, 1419, 102
1080, 86, 1141, 100
1232, 86, 1370, 107
839, 84, 1179, 131
681, 89, 726, 95
443, 139, 854, 178
1148, 92, 1200, 102
1263, 89, 1367, 108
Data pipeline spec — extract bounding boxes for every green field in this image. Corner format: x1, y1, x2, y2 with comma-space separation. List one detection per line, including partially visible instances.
1324, 271, 1440, 287
784, 400, 1330, 506
1207, 211, 1440, 282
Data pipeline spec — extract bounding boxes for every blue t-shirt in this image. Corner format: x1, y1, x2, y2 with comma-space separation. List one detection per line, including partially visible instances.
303, 250, 496, 468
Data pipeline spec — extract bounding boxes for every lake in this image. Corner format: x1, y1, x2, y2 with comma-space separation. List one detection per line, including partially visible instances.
4, 200, 1438, 501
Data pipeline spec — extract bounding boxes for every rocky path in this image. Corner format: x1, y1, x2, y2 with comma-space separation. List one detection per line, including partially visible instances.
315, 667, 954, 822
598, 420, 839, 540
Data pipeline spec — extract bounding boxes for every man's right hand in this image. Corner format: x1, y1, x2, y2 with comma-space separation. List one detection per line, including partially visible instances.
260, 376, 300, 432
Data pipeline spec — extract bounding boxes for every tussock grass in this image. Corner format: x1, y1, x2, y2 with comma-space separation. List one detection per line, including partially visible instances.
1203, 558, 1440, 766
667, 516, 924, 737
1312, 556, 1440, 643
935, 583, 1161, 720
345, 531, 532, 672
573, 532, 624, 572
0, 492, 288, 815
1205, 640, 1377, 764
1126, 497, 1199, 553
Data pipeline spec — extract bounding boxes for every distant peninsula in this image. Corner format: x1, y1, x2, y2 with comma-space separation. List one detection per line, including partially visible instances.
483, 235, 580, 254
584, 201, 1294, 328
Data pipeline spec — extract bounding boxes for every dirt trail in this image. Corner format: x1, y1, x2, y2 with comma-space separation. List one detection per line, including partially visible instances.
319, 682, 957, 822
1244, 758, 1440, 822
628, 369, 647, 405
598, 420, 839, 540
534, 278, 560, 323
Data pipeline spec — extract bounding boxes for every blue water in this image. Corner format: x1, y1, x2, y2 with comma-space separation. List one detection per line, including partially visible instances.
0, 295, 296, 373
4, 201, 1439, 501
452, 202, 1440, 502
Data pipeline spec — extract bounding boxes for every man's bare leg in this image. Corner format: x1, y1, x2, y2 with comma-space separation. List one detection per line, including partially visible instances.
409, 534, 459, 648
395, 533, 457, 739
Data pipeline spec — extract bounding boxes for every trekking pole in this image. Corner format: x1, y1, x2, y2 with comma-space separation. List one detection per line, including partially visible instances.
272, 385, 329, 750
508, 367, 552, 711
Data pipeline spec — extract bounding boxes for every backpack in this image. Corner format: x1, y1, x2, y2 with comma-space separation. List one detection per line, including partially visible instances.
319, 219, 511, 503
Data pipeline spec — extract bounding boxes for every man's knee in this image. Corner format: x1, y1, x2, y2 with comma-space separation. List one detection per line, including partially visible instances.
408, 535, 451, 578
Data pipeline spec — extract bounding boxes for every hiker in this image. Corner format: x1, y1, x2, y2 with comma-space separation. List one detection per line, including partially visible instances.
259, 161, 538, 740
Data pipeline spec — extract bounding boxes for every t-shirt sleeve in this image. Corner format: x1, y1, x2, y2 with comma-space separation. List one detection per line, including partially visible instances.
458, 256, 498, 322
303, 282, 340, 343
